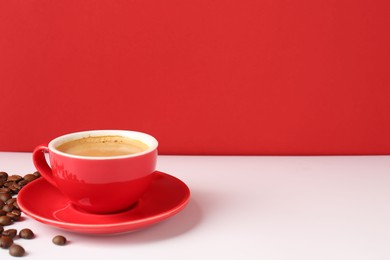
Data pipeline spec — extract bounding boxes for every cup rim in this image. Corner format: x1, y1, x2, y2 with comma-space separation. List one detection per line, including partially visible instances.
48, 130, 158, 160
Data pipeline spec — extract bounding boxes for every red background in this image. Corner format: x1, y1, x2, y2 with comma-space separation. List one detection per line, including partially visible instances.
1, 0, 389, 155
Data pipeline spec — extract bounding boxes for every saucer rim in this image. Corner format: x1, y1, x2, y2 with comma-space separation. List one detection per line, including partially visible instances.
18, 171, 190, 234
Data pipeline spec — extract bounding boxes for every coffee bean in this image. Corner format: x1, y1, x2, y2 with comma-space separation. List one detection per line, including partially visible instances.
8, 183, 22, 194
2, 182, 13, 188
0, 193, 11, 202
7, 210, 21, 221
6, 198, 17, 205
6, 212, 20, 222
0, 172, 8, 182
6, 211, 20, 221
0, 215, 12, 226
0, 235, 13, 249
19, 228, 34, 239
0, 210, 6, 216
52, 235, 67, 245
9, 244, 25, 257
12, 201, 19, 210
23, 174, 38, 182
2, 229, 17, 238
0, 188, 11, 194
11, 209, 21, 215
7, 175, 22, 182
17, 179, 29, 187
2, 204, 15, 213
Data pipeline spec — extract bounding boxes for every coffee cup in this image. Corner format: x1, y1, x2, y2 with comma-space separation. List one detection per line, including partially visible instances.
32, 130, 158, 214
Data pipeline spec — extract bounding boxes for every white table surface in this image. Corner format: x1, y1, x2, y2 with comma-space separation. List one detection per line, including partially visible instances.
0, 152, 389, 259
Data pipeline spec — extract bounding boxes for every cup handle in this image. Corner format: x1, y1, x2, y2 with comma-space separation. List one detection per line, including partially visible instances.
32, 144, 58, 188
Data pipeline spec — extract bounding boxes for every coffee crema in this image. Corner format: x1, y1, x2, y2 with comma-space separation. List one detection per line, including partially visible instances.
56, 135, 149, 157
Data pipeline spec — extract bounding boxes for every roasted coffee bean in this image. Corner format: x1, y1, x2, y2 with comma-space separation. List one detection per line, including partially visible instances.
9, 244, 25, 257
6, 212, 20, 222
7, 209, 20, 220
7, 175, 22, 182
0, 193, 12, 202
9, 209, 21, 217
2, 204, 15, 213
8, 183, 21, 194
19, 228, 34, 239
6, 198, 17, 205
52, 235, 67, 245
0, 235, 13, 249
3, 181, 13, 187
17, 179, 29, 187
7, 209, 21, 219
2, 229, 17, 238
0, 172, 8, 182
13, 201, 19, 210
0, 215, 13, 226
0, 188, 11, 194
32, 171, 40, 177
23, 174, 38, 182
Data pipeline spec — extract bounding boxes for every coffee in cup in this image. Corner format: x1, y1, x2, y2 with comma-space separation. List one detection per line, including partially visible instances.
56, 135, 149, 157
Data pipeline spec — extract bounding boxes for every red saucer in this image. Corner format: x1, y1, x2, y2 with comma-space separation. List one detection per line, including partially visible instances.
18, 171, 190, 234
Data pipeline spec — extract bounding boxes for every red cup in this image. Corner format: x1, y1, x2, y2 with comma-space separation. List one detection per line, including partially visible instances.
32, 130, 158, 214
